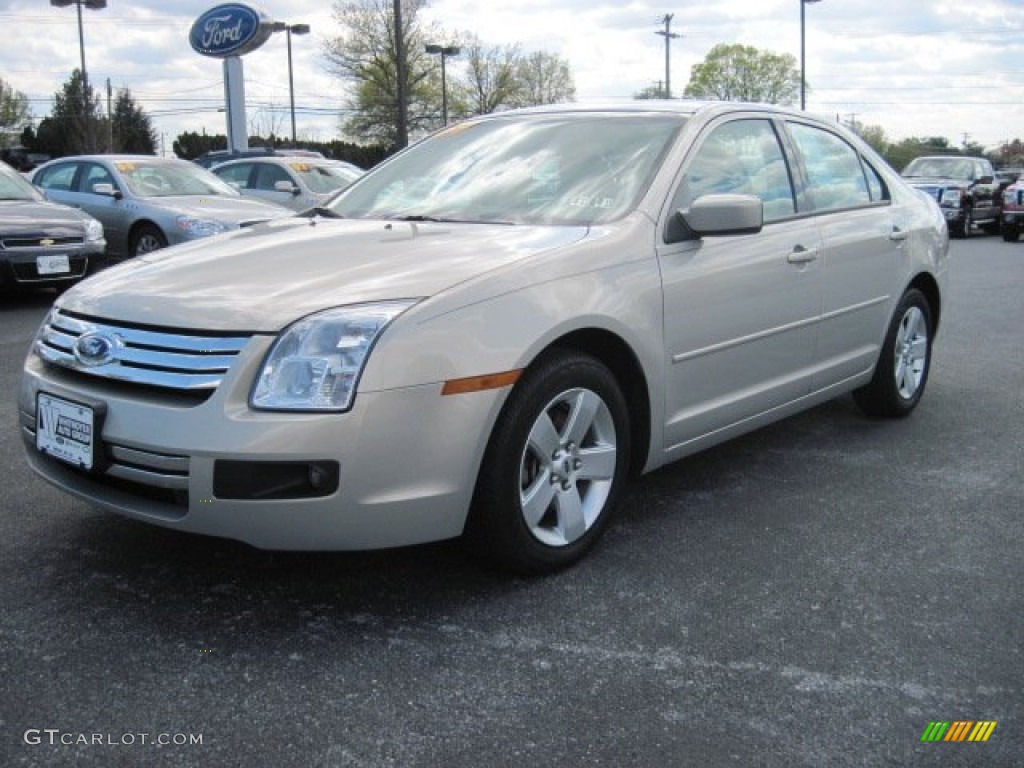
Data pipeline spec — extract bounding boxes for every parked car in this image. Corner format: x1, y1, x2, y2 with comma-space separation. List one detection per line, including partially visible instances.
211, 156, 364, 212
30, 155, 291, 259
901, 155, 1001, 238
19, 102, 949, 574
193, 147, 325, 169
1001, 176, 1024, 241
0, 160, 105, 294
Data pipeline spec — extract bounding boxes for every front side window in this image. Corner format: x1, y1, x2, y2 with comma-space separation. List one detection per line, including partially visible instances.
329, 115, 683, 226
671, 118, 796, 224
788, 123, 872, 212
254, 163, 291, 191
80, 162, 116, 194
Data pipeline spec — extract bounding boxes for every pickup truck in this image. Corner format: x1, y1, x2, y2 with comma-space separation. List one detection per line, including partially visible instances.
1001, 175, 1024, 242
901, 155, 1001, 238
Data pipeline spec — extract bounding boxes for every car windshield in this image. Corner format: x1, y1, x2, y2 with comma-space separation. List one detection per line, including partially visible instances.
115, 160, 241, 198
902, 157, 975, 180
328, 114, 683, 225
0, 164, 42, 201
289, 161, 362, 194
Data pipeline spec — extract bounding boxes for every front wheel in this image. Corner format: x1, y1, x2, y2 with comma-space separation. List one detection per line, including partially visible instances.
130, 224, 167, 257
466, 350, 630, 575
952, 209, 972, 239
853, 288, 933, 418
1003, 222, 1021, 242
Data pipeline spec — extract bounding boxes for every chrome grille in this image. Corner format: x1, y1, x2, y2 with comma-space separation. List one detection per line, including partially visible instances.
1, 235, 84, 249
36, 309, 251, 392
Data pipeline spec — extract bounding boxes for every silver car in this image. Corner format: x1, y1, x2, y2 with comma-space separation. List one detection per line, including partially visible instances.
30, 155, 291, 258
211, 156, 364, 212
0, 160, 106, 293
19, 103, 949, 574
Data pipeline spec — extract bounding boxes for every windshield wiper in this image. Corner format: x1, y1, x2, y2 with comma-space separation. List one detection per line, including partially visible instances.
301, 206, 344, 219
395, 214, 515, 225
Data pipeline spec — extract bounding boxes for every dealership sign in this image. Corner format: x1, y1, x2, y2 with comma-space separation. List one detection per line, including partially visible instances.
189, 3, 275, 58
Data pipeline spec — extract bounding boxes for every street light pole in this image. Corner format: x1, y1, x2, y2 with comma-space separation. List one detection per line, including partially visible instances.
51, 0, 107, 150
273, 22, 310, 144
425, 44, 460, 126
800, 0, 822, 111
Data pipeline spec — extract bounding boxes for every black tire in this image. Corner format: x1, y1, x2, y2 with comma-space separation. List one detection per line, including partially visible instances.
1003, 222, 1020, 242
130, 224, 167, 257
951, 209, 971, 239
853, 288, 933, 418
466, 350, 631, 575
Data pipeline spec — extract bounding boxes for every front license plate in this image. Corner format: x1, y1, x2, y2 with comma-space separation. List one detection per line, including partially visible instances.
36, 393, 95, 470
37, 254, 70, 275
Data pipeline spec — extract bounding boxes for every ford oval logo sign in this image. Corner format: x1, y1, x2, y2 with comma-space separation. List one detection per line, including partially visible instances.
190, 4, 274, 58
74, 332, 119, 367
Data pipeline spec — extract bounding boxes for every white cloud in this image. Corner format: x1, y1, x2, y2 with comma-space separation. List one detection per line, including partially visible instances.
1, 0, 1022, 153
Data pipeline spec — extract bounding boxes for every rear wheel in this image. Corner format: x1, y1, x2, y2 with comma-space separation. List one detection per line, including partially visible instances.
130, 224, 167, 257
853, 288, 933, 418
466, 350, 630, 575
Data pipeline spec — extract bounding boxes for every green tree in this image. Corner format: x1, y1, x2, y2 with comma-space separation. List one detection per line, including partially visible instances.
683, 43, 800, 105
1, 77, 32, 148
633, 84, 668, 100
110, 88, 157, 154
460, 37, 522, 115
34, 70, 103, 157
846, 119, 888, 157
323, 0, 441, 147
512, 51, 575, 107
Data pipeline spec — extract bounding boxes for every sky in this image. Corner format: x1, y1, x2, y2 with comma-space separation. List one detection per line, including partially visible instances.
1, 0, 1022, 155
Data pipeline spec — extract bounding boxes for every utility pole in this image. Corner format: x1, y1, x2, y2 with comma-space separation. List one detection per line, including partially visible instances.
393, 0, 408, 149
106, 77, 112, 153
655, 14, 680, 99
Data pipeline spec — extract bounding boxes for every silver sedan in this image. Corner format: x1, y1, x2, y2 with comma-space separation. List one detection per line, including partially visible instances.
20, 103, 949, 575
31, 155, 291, 259
211, 156, 364, 212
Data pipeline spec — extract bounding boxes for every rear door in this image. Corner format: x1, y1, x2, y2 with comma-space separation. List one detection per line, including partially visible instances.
783, 120, 904, 390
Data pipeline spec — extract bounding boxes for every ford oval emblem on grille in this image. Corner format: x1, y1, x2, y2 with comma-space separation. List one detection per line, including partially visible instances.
74, 332, 119, 367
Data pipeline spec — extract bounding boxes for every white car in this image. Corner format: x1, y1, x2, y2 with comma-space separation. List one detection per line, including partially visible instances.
19, 102, 949, 574
211, 156, 364, 212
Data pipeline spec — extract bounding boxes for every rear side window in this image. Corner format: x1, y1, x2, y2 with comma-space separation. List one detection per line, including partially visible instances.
216, 163, 253, 189
788, 123, 873, 212
35, 163, 78, 192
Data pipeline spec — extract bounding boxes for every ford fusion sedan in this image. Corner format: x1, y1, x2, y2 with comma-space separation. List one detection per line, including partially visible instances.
211, 156, 364, 212
31, 155, 290, 259
0, 159, 105, 294
19, 102, 949, 574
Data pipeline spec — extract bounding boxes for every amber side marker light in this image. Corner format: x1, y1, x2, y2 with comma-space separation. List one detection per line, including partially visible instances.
441, 370, 522, 396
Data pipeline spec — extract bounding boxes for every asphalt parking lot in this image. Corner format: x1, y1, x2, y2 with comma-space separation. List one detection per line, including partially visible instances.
1, 237, 1021, 767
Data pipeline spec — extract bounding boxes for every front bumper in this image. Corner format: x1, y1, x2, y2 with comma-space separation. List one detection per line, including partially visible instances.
0, 241, 105, 288
19, 338, 502, 550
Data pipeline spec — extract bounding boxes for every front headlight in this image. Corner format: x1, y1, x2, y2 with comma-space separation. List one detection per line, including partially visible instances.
176, 216, 230, 237
84, 218, 104, 242
939, 188, 962, 207
250, 301, 417, 412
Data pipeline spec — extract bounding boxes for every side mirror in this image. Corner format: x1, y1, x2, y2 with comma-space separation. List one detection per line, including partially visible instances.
670, 193, 763, 242
92, 182, 123, 200
274, 180, 300, 195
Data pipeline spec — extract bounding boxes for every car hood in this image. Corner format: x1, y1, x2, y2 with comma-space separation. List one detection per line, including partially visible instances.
0, 199, 91, 235
60, 217, 590, 332
141, 194, 289, 223
902, 175, 969, 189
